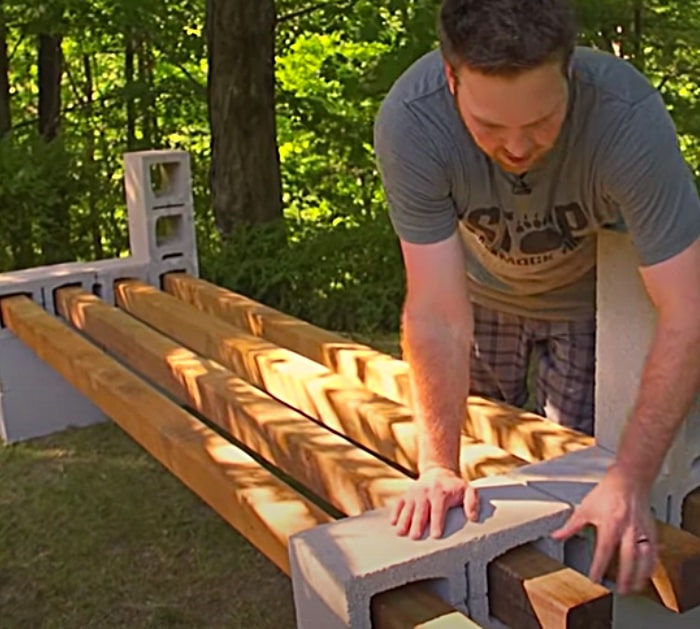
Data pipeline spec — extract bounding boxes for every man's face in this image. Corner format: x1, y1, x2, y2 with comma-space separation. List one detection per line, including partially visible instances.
445, 59, 569, 174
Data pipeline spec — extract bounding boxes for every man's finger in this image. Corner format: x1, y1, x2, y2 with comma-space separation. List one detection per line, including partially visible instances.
409, 498, 430, 540
589, 525, 619, 584
550, 507, 587, 541
395, 500, 415, 537
429, 491, 447, 539
464, 486, 480, 522
616, 529, 639, 595
390, 497, 405, 526
633, 537, 657, 593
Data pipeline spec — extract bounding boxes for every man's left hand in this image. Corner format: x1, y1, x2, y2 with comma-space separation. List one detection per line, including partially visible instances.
550, 465, 657, 595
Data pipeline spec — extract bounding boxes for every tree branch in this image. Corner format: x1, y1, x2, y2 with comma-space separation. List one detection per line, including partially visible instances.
276, 2, 334, 24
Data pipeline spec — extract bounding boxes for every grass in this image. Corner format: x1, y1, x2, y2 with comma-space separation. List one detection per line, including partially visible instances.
0, 422, 297, 629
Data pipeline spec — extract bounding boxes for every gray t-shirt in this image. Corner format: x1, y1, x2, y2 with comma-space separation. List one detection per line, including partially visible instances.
374, 47, 700, 320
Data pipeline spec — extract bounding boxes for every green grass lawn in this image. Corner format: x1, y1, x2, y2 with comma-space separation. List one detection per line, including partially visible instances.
0, 422, 297, 629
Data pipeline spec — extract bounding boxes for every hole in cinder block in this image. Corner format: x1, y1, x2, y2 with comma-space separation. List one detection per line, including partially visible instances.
563, 533, 593, 576
92, 283, 103, 299
370, 577, 451, 624
51, 281, 90, 314
0, 291, 35, 328
155, 214, 184, 248
150, 161, 181, 200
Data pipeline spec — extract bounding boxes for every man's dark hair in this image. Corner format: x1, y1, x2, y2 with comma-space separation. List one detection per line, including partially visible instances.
438, 0, 578, 76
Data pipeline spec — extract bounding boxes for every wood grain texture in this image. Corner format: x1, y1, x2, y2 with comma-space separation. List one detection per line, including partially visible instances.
55, 286, 613, 628
488, 545, 612, 629
55, 286, 411, 516
162, 272, 594, 463
0, 294, 330, 575
114, 278, 527, 481
4, 293, 481, 629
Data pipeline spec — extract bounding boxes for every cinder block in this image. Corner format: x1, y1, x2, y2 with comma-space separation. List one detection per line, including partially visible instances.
596, 230, 700, 508
91, 257, 150, 306
124, 150, 195, 260
0, 334, 105, 443
0, 261, 104, 326
289, 474, 571, 629
124, 150, 193, 212
147, 254, 199, 288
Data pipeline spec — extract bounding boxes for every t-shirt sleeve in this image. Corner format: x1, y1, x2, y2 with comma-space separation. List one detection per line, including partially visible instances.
600, 91, 700, 267
373, 97, 457, 245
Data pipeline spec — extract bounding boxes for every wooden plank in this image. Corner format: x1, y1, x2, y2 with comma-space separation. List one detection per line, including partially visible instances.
56, 287, 613, 628
603, 521, 700, 613
55, 286, 412, 516
371, 582, 483, 629
0, 294, 331, 576
488, 545, 611, 629
112, 279, 527, 481
161, 272, 594, 463
682, 486, 700, 537
1, 294, 480, 629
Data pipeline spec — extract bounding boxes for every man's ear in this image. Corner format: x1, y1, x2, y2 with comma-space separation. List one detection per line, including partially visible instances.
443, 59, 457, 96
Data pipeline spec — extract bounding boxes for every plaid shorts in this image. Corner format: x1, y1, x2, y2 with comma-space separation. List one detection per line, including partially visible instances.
469, 302, 595, 436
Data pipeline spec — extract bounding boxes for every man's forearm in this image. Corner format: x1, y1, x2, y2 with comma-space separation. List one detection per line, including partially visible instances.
615, 320, 700, 489
402, 301, 473, 474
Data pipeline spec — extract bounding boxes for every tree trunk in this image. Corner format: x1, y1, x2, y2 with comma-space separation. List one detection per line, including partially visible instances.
84, 53, 102, 259
38, 31, 69, 263
125, 34, 136, 149
38, 33, 62, 140
0, 3, 10, 137
206, 0, 283, 235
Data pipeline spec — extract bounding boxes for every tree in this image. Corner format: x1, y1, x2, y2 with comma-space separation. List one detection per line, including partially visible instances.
206, 0, 282, 237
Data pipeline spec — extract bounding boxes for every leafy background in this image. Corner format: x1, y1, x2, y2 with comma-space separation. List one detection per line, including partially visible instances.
1, 0, 698, 334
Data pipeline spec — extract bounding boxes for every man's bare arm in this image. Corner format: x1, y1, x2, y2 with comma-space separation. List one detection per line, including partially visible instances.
400, 232, 473, 474
613, 237, 700, 488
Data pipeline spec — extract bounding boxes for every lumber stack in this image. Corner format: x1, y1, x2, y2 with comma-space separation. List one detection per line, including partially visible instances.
3, 275, 700, 627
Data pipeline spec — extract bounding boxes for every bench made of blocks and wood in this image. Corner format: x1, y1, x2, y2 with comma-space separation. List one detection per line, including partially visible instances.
2, 150, 700, 628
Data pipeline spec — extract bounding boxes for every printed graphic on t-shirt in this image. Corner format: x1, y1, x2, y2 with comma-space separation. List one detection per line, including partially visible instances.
462, 202, 590, 266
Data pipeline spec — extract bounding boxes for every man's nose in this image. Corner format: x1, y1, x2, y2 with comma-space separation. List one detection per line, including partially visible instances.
504, 133, 533, 158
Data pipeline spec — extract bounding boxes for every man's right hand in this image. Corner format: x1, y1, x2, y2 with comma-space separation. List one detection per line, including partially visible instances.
390, 466, 480, 540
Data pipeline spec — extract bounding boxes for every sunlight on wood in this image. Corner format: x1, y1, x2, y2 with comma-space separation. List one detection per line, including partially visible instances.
162, 272, 595, 464
0, 293, 332, 576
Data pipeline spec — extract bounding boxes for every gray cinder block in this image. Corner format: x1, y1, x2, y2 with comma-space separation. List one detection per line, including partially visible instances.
289, 474, 571, 629
0, 334, 105, 443
596, 230, 700, 526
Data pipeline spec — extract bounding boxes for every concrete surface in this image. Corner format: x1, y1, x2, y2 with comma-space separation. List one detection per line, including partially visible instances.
289, 474, 571, 629
595, 229, 700, 526
0, 334, 106, 442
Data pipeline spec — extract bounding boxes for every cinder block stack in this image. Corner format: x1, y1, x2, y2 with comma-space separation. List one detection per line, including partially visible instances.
0, 150, 198, 443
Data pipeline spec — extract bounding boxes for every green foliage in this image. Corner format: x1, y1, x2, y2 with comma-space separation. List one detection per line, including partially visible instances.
3, 0, 700, 332
199, 213, 405, 334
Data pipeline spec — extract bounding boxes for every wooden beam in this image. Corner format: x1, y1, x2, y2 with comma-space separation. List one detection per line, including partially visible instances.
0, 294, 330, 576
371, 582, 483, 629
682, 486, 700, 537
603, 521, 700, 613
112, 279, 527, 481
0, 294, 479, 629
488, 545, 611, 629
161, 272, 594, 463
55, 287, 613, 628
157, 274, 700, 615
55, 286, 412, 516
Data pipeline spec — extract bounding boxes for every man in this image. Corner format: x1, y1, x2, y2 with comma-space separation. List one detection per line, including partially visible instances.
373, 0, 700, 596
